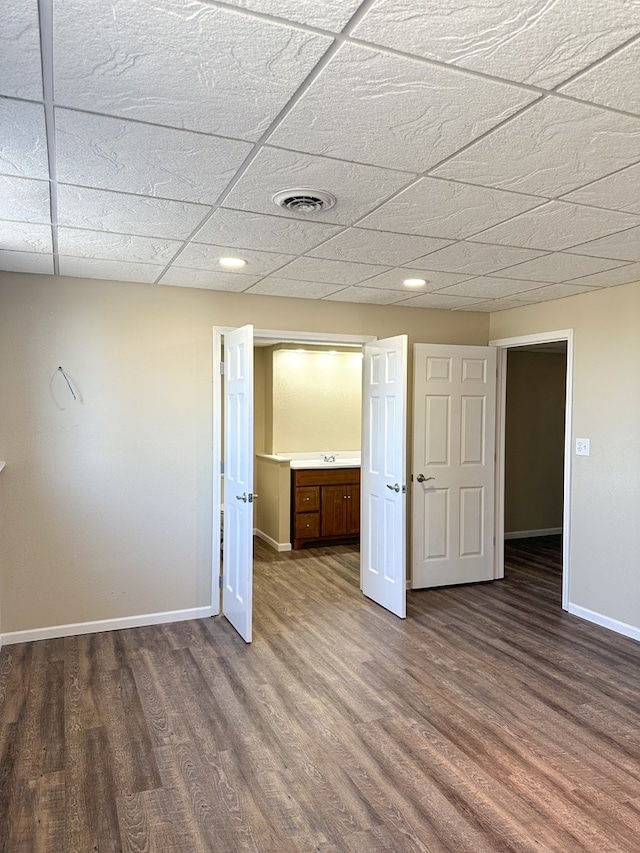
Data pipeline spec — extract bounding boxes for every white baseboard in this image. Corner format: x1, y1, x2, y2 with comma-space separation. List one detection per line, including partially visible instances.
254, 528, 292, 552
568, 603, 640, 643
0, 605, 215, 646
504, 527, 562, 540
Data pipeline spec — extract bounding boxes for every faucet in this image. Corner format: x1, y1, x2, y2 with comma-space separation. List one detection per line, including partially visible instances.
323, 454, 336, 463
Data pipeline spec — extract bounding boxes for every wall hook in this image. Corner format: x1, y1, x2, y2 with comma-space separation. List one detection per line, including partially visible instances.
57, 366, 77, 400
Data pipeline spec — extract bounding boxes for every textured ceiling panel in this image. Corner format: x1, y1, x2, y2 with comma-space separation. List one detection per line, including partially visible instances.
559, 40, 640, 116
0, 221, 53, 254
0, 250, 54, 274
470, 202, 640, 251
354, 0, 637, 89
57, 228, 183, 264
0, 176, 50, 223
358, 177, 543, 238
565, 226, 640, 262
456, 298, 536, 312
158, 268, 260, 289
0, 0, 42, 99
273, 256, 388, 284
357, 268, 472, 292
397, 292, 485, 310
435, 276, 546, 299
268, 43, 538, 172
174, 243, 295, 275
510, 282, 597, 302
57, 186, 211, 240
54, 0, 333, 141
245, 279, 345, 299
193, 209, 342, 254
58, 257, 162, 282
306, 229, 452, 265
221, 0, 362, 29
55, 110, 253, 204
223, 147, 411, 225
491, 252, 628, 283
562, 162, 640, 215
405, 242, 545, 275
0, 99, 48, 179
322, 286, 408, 304
433, 98, 640, 197
568, 262, 640, 288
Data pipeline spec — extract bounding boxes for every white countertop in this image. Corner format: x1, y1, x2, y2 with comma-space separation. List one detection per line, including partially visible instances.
256, 452, 361, 470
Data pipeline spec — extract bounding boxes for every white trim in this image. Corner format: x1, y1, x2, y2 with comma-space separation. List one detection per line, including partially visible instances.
254, 528, 292, 552
568, 603, 640, 643
490, 329, 573, 611
212, 329, 222, 616
1, 606, 215, 646
216, 327, 376, 346
505, 527, 563, 540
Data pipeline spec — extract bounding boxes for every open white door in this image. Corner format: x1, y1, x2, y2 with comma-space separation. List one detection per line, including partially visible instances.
223, 324, 254, 642
412, 344, 496, 589
361, 335, 407, 618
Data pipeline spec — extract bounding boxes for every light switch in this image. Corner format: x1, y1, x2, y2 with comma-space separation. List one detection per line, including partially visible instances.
576, 438, 590, 456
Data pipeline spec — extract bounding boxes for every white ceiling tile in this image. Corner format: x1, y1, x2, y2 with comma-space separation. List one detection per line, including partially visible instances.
433, 98, 640, 197
0, 0, 42, 99
436, 276, 546, 299
470, 201, 639, 251
57, 228, 183, 264
569, 262, 640, 288
221, 0, 361, 29
55, 109, 253, 204
396, 292, 487, 310
455, 299, 535, 312
358, 177, 543, 238
322, 286, 407, 304
562, 163, 640, 215
0, 176, 50, 223
406, 242, 546, 275
57, 186, 210, 240
158, 268, 260, 290
510, 282, 599, 302
175, 243, 295, 275
354, 0, 637, 89
564, 226, 640, 262
194, 208, 342, 254
357, 267, 472, 292
492, 252, 629, 282
307, 229, 452, 265
54, 0, 332, 141
58, 257, 161, 282
245, 278, 344, 299
269, 43, 538, 172
274, 256, 388, 284
559, 39, 640, 116
223, 147, 411, 225
0, 250, 54, 274
0, 221, 52, 254
0, 99, 48, 180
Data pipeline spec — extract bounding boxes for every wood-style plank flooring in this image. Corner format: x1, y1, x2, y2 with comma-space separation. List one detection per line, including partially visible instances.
2, 536, 640, 851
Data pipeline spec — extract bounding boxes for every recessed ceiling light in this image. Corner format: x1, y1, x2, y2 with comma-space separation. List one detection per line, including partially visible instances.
218, 257, 247, 269
403, 277, 427, 288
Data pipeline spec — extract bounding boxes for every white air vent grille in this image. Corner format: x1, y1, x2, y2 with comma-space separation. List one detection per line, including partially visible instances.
272, 189, 336, 214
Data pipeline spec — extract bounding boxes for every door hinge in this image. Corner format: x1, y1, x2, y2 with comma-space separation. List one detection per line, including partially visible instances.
219, 361, 225, 374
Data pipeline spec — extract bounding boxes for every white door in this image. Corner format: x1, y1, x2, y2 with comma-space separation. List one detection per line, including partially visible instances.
361, 335, 408, 618
412, 344, 496, 588
223, 324, 254, 642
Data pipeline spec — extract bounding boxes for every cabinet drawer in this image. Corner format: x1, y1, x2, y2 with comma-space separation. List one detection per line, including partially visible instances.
294, 513, 320, 539
294, 486, 320, 512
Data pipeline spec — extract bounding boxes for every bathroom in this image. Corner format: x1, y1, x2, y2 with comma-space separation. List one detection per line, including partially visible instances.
253, 343, 363, 552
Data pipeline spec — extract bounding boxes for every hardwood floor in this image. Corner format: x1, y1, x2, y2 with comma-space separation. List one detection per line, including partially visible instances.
2, 535, 640, 851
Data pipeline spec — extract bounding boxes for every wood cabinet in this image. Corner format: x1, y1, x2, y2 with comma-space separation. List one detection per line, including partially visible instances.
291, 468, 361, 550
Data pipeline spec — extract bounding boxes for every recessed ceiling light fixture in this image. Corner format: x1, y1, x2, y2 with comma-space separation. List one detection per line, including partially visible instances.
403, 277, 427, 288
272, 188, 336, 214
218, 256, 247, 269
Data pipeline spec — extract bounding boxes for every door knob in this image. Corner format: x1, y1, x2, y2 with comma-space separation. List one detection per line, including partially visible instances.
416, 474, 435, 484
236, 492, 247, 502
386, 483, 401, 492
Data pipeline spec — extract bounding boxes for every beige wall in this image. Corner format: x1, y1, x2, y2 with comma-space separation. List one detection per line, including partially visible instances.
505, 350, 566, 535
0, 272, 488, 634
491, 281, 640, 631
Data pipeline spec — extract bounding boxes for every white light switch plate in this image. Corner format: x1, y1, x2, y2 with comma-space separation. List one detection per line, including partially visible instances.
576, 438, 590, 456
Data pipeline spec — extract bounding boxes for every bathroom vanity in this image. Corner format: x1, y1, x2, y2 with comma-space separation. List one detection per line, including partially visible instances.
291, 466, 360, 550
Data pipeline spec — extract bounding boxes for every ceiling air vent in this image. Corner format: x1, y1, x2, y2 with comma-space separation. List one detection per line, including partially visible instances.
272, 188, 336, 214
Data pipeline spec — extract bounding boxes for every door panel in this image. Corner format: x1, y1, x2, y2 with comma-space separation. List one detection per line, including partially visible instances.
322, 485, 346, 537
413, 344, 496, 589
222, 324, 254, 642
361, 335, 407, 618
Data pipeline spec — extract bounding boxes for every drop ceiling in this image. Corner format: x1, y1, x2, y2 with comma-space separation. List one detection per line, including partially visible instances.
1, 0, 640, 312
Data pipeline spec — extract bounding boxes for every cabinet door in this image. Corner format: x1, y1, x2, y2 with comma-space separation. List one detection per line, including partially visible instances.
345, 484, 360, 536
321, 485, 347, 537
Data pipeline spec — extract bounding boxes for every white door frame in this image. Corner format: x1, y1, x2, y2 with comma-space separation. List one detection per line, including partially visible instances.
212, 327, 376, 613
490, 329, 573, 610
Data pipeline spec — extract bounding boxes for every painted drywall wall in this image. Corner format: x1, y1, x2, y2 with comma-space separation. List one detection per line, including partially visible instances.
0, 272, 489, 635
491, 281, 640, 633
505, 350, 566, 535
